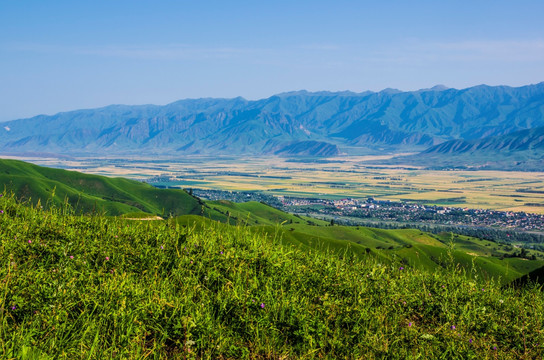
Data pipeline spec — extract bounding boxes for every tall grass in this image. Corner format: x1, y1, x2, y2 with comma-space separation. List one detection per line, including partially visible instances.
0, 192, 543, 359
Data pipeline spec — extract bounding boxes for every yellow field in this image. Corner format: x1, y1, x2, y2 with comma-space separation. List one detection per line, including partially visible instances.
7, 154, 544, 214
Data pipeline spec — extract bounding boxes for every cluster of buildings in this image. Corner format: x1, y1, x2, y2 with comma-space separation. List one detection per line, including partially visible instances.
280, 197, 544, 232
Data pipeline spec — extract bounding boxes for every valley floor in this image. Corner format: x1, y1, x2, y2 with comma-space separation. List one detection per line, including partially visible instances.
5, 154, 544, 214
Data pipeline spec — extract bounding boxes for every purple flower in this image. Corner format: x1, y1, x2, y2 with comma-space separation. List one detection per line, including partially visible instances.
451, 325, 456, 330
28, 240, 32, 244
481, 288, 485, 291
408, 322, 412, 327
260, 303, 265, 309
493, 346, 497, 350
11, 305, 16, 310
399, 267, 404, 270
469, 338, 473, 344
220, 251, 223, 255
160, 245, 164, 250
69, 255, 74, 259
0, 210, 3, 214
105, 257, 110, 261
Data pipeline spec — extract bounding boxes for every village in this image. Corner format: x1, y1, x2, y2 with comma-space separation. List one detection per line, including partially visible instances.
191, 188, 544, 233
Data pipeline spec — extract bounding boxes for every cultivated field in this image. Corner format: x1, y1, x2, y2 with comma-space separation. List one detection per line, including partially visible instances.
5, 155, 544, 214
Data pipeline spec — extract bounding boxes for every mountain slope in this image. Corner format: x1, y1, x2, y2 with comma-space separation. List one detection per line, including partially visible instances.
2, 83, 544, 156
0, 158, 203, 216
384, 126, 544, 170
2, 194, 544, 358
423, 125, 544, 154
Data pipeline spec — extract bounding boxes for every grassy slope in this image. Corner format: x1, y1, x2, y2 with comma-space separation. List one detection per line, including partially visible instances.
0, 158, 202, 216
2, 158, 542, 285
184, 205, 544, 285
205, 200, 328, 226
1, 193, 543, 359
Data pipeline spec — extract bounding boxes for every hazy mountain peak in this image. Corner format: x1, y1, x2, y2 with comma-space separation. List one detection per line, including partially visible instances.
379, 88, 402, 94
415, 84, 451, 92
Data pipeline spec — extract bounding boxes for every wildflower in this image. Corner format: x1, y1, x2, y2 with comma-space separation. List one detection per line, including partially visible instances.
69, 255, 74, 259
28, 240, 32, 244
220, 251, 223, 255
408, 322, 412, 327
481, 288, 485, 291
493, 346, 497, 350
160, 245, 164, 250
451, 325, 456, 330
260, 303, 265, 309
11, 305, 16, 310
105, 257, 110, 261
399, 267, 404, 270
469, 339, 473, 343
499, 299, 504, 303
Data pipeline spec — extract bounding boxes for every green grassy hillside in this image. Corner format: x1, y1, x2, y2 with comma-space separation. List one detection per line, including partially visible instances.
205, 200, 328, 226
0, 158, 203, 216
1, 191, 543, 359
265, 224, 544, 285
176, 208, 544, 285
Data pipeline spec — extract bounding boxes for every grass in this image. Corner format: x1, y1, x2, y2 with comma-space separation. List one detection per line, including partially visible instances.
0, 159, 203, 217
269, 224, 544, 285
1, 192, 544, 359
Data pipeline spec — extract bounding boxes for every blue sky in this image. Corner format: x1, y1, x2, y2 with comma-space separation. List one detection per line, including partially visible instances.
1, 0, 543, 121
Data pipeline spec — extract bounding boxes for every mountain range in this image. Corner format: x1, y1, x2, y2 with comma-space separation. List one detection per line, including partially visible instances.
384, 125, 544, 170
1, 83, 544, 160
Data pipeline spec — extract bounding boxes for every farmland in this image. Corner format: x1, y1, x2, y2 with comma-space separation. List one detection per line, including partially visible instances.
5, 154, 544, 214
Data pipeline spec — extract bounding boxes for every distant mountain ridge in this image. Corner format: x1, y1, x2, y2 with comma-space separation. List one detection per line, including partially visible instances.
381, 125, 544, 171
423, 126, 544, 154
1, 82, 544, 157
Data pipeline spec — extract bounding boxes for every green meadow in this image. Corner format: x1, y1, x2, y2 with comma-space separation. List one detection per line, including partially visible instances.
1, 192, 544, 359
